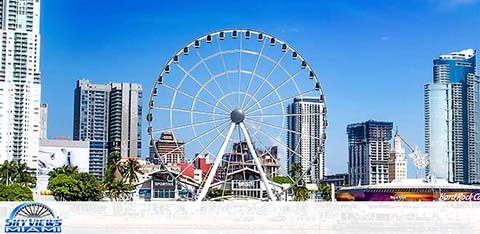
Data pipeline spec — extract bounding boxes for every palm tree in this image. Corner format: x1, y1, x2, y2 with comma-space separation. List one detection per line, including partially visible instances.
13, 162, 37, 188
122, 158, 143, 184
289, 163, 309, 201
290, 163, 302, 179
0, 160, 17, 185
106, 152, 123, 181
105, 179, 134, 201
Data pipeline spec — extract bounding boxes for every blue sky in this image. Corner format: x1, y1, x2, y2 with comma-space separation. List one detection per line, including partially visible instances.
41, 0, 480, 178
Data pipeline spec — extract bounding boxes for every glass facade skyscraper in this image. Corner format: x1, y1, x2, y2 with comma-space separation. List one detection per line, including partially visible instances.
73, 80, 142, 179
425, 49, 479, 184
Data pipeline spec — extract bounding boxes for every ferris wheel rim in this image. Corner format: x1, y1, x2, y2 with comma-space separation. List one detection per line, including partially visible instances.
149, 28, 326, 101
147, 28, 327, 201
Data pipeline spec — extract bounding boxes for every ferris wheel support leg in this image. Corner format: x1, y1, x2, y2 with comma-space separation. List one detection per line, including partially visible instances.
239, 123, 277, 202
197, 122, 236, 202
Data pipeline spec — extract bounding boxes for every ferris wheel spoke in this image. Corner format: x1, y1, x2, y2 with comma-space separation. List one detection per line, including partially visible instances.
155, 120, 231, 163
175, 63, 232, 111
163, 83, 230, 114
151, 106, 228, 117
285, 146, 324, 191
190, 116, 229, 163
152, 117, 229, 134
245, 117, 323, 141
246, 122, 309, 172
241, 39, 267, 109
237, 31, 243, 108
244, 68, 302, 112
175, 122, 230, 180
246, 88, 316, 114
194, 49, 226, 96
248, 127, 296, 183
216, 38, 234, 109
243, 52, 288, 109
247, 112, 322, 118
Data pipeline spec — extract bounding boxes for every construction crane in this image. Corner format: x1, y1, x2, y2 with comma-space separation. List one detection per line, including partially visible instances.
394, 129, 429, 178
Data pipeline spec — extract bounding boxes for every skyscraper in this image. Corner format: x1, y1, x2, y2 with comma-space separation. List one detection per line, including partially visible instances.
287, 97, 327, 184
39, 103, 47, 140
425, 49, 479, 184
347, 120, 393, 185
0, 0, 41, 169
388, 131, 407, 182
73, 80, 142, 178
108, 82, 142, 158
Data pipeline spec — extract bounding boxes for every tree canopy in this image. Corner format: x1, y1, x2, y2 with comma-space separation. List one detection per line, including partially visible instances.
0, 160, 35, 201
101, 152, 142, 201
0, 183, 33, 201
272, 176, 293, 184
317, 182, 332, 201
47, 166, 102, 201
0, 160, 37, 188
290, 163, 309, 201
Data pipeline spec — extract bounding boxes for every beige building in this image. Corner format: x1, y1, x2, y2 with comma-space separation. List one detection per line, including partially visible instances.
388, 131, 407, 182
149, 132, 186, 165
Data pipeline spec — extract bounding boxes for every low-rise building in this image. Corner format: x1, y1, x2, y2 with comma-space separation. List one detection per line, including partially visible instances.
322, 173, 349, 187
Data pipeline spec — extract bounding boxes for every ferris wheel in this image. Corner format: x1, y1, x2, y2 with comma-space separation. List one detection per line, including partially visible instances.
147, 29, 327, 201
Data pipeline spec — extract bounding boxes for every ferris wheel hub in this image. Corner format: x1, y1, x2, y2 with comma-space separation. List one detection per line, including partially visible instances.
230, 108, 245, 123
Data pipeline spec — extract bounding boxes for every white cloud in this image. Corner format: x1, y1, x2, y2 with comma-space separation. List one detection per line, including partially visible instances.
279, 27, 300, 34
380, 36, 390, 40
325, 167, 331, 175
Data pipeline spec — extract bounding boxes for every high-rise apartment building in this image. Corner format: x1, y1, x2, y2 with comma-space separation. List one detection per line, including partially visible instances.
39, 103, 47, 140
287, 97, 327, 184
109, 83, 142, 158
388, 131, 407, 182
425, 49, 479, 184
73, 80, 142, 178
347, 120, 393, 185
0, 0, 41, 169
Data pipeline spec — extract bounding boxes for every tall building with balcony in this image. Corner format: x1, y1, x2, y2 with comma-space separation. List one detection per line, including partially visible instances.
108, 83, 142, 158
425, 49, 479, 184
287, 97, 327, 184
347, 120, 393, 185
73, 80, 142, 178
0, 0, 41, 169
